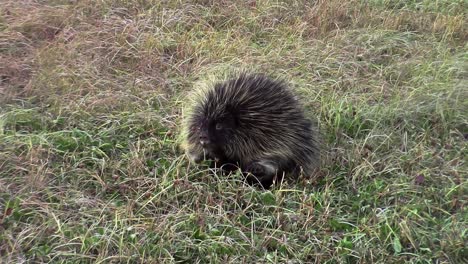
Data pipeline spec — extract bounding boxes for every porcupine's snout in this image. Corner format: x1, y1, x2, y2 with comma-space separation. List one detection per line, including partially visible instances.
198, 126, 212, 149
199, 134, 210, 147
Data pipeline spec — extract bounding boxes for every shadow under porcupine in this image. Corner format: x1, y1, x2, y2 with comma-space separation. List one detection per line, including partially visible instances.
181, 72, 320, 189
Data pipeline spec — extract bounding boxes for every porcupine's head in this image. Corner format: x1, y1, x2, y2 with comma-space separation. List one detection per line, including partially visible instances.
183, 72, 303, 167
185, 94, 239, 163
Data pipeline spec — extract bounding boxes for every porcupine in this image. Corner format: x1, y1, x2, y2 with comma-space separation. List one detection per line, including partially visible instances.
181, 72, 320, 189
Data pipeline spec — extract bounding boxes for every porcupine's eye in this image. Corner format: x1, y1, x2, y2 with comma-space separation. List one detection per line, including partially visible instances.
215, 123, 223, 130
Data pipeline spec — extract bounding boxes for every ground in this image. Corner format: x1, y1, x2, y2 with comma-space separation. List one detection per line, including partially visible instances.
0, 0, 466, 263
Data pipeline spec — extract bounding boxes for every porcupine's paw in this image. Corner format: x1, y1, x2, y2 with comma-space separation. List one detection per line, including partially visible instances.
187, 146, 212, 164
186, 151, 204, 164
209, 158, 239, 176
244, 160, 278, 189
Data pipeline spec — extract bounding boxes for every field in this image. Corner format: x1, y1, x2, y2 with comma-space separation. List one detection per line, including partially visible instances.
0, 0, 466, 263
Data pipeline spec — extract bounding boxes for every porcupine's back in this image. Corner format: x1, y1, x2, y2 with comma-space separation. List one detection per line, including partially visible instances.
184, 72, 320, 177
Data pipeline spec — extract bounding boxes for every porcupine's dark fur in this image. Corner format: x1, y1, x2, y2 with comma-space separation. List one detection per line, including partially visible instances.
182, 72, 320, 189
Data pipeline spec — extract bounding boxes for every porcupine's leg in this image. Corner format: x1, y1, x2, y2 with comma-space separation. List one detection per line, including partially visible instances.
209, 158, 238, 172
186, 144, 205, 163
207, 150, 240, 174
244, 159, 281, 189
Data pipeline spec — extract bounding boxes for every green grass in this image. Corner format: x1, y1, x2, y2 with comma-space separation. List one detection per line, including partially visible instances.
1, 0, 466, 263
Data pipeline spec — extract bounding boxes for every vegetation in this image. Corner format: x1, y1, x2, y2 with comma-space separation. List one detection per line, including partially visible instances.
1, 0, 466, 263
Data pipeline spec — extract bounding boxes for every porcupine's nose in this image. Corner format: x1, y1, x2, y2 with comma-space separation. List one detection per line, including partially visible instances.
199, 135, 210, 147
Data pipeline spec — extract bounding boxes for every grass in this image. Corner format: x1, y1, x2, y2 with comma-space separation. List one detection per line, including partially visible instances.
0, 0, 466, 263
